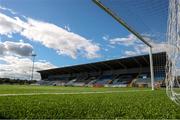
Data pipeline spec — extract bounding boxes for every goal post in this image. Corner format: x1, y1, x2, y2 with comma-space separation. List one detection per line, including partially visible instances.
92, 0, 155, 90
149, 47, 155, 90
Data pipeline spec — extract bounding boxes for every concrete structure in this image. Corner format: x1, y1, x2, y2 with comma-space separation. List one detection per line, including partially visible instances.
38, 52, 166, 87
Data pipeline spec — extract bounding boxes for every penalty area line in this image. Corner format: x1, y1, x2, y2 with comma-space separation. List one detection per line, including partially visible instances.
0, 90, 152, 96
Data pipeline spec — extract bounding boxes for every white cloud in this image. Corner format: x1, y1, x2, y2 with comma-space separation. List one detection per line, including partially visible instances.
108, 34, 169, 57
107, 44, 115, 49
21, 18, 101, 59
109, 34, 139, 46
104, 48, 109, 51
0, 12, 101, 59
0, 41, 33, 56
0, 41, 45, 80
123, 42, 169, 57
0, 5, 17, 15
0, 56, 56, 80
0, 13, 23, 35
124, 51, 138, 56
64, 25, 71, 32
102, 35, 109, 41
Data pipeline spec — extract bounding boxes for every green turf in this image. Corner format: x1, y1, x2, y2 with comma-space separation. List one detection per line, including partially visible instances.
0, 85, 150, 94
0, 85, 179, 119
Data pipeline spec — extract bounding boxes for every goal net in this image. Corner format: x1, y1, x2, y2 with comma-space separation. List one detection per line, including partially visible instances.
94, 0, 180, 105
166, 0, 180, 105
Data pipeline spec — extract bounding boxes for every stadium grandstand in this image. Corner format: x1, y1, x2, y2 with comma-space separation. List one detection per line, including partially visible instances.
37, 52, 166, 88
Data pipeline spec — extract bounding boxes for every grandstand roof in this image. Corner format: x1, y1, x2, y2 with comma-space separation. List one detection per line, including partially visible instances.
38, 52, 166, 75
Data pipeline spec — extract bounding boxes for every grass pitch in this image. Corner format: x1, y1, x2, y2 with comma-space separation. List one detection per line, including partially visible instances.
0, 85, 179, 119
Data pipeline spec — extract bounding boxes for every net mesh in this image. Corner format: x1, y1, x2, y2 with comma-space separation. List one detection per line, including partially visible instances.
98, 0, 180, 105
166, 0, 180, 105
99, 0, 169, 44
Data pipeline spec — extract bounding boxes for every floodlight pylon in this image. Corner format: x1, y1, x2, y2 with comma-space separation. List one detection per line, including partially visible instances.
30, 53, 36, 81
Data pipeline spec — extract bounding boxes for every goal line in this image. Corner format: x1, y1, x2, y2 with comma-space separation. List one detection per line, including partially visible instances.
0, 89, 152, 97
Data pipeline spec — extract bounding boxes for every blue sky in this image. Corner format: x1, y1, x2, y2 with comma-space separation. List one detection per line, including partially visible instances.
0, 0, 168, 79
0, 0, 132, 65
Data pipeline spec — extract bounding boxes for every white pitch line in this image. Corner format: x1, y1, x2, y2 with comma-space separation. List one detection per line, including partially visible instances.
0, 90, 152, 96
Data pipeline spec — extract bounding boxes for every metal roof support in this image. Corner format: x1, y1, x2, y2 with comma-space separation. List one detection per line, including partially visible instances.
84, 64, 96, 72
102, 62, 115, 74
133, 57, 143, 75
70, 67, 81, 73
133, 57, 142, 67
89, 64, 102, 72
75, 66, 87, 72
142, 56, 149, 65
61, 69, 72, 74
101, 62, 114, 70
116, 61, 127, 69
149, 47, 154, 90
